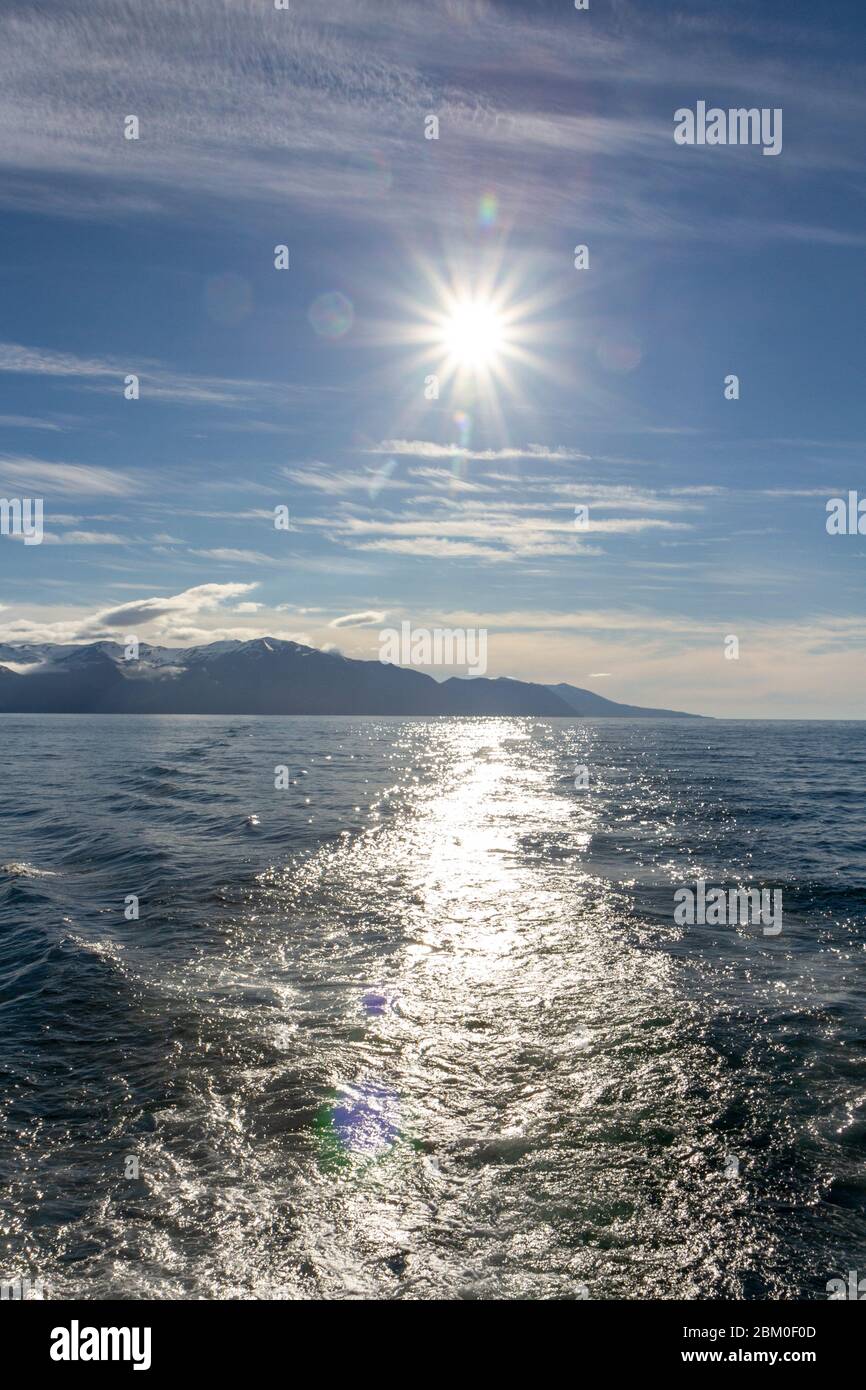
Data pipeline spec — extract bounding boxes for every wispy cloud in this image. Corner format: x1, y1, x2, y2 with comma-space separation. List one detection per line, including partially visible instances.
43, 530, 126, 546
407, 467, 494, 493
191, 548, 277, 565
0, 341, 318, 409
0, 0, 859, 252
0, 456, 139, 496
0, 413, 64, 431
303, 506, 689, 564
368, 440, 590, 462
282, 466, 409, 495
329, 610, 387, 628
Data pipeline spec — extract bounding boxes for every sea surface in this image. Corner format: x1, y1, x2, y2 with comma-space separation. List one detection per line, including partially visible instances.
1, 715, 864, 1301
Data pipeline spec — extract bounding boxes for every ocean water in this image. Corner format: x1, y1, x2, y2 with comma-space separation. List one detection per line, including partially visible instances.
1, 714, 864, 1301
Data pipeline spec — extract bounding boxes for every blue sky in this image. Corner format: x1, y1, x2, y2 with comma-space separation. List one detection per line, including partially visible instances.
0, 0, 864, 716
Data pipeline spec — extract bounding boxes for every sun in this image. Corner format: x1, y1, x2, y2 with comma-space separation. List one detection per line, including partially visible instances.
439, 299, 506, 370
376, 251, 566, 442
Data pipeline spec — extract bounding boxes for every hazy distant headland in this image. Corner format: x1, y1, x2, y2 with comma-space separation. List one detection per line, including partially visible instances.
0, 637, 704, 717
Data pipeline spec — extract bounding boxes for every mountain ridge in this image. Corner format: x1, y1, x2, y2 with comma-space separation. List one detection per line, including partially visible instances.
0, 638, 705, 717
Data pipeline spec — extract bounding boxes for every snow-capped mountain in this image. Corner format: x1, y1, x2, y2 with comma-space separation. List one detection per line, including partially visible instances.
0, 638, 702, 717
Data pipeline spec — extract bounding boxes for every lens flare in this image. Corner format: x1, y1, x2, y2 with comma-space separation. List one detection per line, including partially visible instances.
453, 409, 472, 446
362, 989, 388, 1016
309, 290, 354, 340
478, 192, 498, 228
367, 456, 397, 501
314, 1084, 402, 1170
204, 273, 252, 325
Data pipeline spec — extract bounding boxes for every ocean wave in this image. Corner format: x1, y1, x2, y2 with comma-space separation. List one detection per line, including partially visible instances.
0, 861, 58, 878
0, 714, 863, 1299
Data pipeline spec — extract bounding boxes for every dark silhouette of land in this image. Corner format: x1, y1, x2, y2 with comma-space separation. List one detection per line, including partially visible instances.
0, 638, 703, 716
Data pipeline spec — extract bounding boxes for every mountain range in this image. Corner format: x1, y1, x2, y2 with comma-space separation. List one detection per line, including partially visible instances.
0, 638, 703, 717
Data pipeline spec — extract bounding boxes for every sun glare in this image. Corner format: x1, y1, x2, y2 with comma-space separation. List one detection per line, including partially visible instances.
380, 251, 564, 443
440, 299, 506, 369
